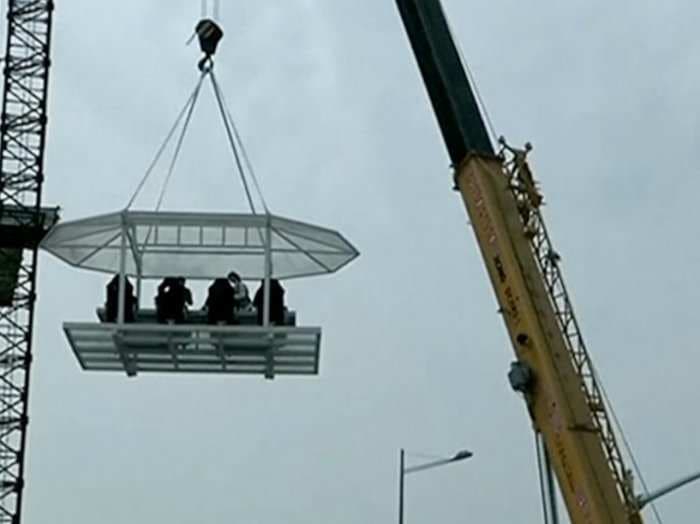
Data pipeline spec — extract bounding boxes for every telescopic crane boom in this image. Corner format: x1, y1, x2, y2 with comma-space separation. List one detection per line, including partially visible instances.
396, 1, 642, 522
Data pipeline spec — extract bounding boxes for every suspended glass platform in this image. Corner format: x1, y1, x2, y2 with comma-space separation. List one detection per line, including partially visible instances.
41, 209, 358, 378
41, 46, 359, 379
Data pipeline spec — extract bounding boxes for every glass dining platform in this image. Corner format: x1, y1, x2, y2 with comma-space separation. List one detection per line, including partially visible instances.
41, 210, 359, 379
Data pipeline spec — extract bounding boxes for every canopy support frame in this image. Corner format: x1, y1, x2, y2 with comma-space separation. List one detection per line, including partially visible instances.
41, 210, 360, 281
117, 216, 127, 325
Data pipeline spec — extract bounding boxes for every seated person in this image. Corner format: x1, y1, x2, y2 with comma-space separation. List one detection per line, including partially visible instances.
155, 276, 193, 324
203, 277, 235, 324
105, 274, 136, 322
253, 278, 285, 325
228, 271, 252, 313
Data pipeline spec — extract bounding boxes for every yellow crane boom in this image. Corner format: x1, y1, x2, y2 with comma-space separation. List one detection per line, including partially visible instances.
459, 144, 640, 524
396, 1, 642, 522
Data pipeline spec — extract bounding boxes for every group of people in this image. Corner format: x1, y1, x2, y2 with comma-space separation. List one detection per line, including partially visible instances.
203, 272, 286, 325
104, 272, 286, 326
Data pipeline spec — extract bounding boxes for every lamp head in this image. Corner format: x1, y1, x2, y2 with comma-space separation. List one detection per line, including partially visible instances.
452, 450, 473, 461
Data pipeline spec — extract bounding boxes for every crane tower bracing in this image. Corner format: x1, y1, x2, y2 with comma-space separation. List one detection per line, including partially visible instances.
0, 1, 55, 523
396, 0, 642, 522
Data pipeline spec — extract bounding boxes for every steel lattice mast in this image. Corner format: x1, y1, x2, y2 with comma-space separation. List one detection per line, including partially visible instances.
0, 1, 55, 523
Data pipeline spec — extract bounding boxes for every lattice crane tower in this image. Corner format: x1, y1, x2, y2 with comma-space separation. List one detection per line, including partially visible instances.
0, 1, 57, 523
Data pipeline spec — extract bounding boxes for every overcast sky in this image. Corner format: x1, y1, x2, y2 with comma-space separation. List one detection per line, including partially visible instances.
19, 1, 700, 522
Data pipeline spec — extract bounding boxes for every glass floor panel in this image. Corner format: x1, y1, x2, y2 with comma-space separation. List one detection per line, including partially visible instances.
64, 323, 320, 378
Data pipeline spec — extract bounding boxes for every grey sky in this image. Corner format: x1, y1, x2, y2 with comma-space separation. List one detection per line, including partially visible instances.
20, 1, 700, 522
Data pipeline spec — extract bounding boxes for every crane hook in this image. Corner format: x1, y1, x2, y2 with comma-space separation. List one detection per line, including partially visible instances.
187, 18, 224, 72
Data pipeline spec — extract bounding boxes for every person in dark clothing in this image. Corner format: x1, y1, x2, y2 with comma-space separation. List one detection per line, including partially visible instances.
203, 278, 235, 324
155, 277, 176, 323
253, 279, 286, 326
105, 274, 136, 323
156, 277, 193, 324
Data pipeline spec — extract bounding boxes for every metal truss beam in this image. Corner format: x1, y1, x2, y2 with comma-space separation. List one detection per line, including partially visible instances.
0, 1, 54, 523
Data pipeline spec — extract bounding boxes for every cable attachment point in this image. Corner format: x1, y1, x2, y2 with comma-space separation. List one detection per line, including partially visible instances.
189, 18, 224, 72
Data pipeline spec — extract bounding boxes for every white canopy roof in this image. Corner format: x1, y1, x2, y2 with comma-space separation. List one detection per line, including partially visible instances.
40, 210, 359, 280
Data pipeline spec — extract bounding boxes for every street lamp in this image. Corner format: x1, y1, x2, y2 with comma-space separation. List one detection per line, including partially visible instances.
398, 448, 473, 524
637, 469, 700, 509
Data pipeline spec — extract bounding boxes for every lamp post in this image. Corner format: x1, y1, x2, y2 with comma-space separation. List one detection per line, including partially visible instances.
398, 448, 473, 524
637, 469, 700, 509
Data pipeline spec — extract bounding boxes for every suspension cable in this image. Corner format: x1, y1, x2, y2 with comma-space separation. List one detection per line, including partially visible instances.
136, 71, 205, 252
210, 69, 269, 213
127, 57, 272, 256
208, 70, 260, 215
442, 10, 498, 147
201, 0, 220, 19
125, 72, 206, 209
127, 64, 270, 217
535, 431, 551, 524
154, 72, 205, 211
